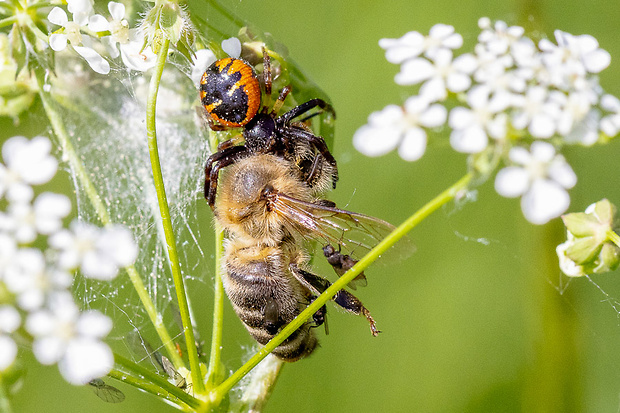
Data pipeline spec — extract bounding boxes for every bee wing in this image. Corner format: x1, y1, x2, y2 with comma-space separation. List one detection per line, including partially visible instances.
272, 193, 412, 260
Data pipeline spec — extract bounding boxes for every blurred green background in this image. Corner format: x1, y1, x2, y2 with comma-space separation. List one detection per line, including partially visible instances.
6, 0, 620, 411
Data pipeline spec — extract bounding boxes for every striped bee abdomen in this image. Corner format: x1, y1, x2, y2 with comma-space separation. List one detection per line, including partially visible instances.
222, 242, 317, 362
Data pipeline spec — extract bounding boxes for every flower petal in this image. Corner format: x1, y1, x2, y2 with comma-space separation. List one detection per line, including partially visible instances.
49, 33, 68, 52
76, 311, 113, 338
59, 339, 113, 385
398, 128, 427, 161
88, 14, 110, 32
108, 1, 126, 20
521, 179, 570, 224
74, 46, 110, 75
221, 37, 241, 58
394, 58, 434, 85
48, 7, 68, 26
353, 124, 401, 157
120, 35, 157, 72
449, 126, 488, 153
494, 166, 529, 198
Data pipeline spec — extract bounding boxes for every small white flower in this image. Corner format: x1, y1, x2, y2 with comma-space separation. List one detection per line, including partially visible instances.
48, 7, 85, 51
600, 94, 620, 137
551, 90, 595, 137
511, 86, 562, 139
0, 136, 58, 202
66, 0, 93, 23
0, 192, 71, 243
120, 29, 157, 72
47, 7, 110, 75
449, 86, 508, 153
495, 142, 577, 224
0, 306, 20, 370
539, 30, 610, 90
544, 30, 611, 74
563, 109, 601, 146
221, 37, 241, 58
50, 222, 138, 280
88, 2, 130, 59
191, 48, 216, 86
379, 24, 463, 64
4, 249, 73, 311
396, 49, 477, 101
26, 293, 114, 385
477, 19, 525, 57
353, 96, 447, 161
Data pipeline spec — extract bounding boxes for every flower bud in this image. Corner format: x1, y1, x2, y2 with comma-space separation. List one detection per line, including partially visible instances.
558, 199, 620, 276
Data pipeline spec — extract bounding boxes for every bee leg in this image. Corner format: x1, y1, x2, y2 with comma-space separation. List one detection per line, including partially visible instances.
204, 145, 249, 207
289, 264, 379, 337
309, 300, 329, 335
264, 298, 280, 335
322, 244, 368, 289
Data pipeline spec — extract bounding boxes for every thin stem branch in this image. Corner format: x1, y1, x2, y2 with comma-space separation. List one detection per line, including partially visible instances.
212, 173, 473, 400
145, 38, 204, 394
36, 69, 183, 368
607, 230, 620, 248
0, 16, 17, 28
113, 354, 201, 409
206, 223, 225, 388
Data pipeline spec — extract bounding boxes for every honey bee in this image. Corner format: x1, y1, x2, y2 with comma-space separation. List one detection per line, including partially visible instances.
214, 153, 397, 361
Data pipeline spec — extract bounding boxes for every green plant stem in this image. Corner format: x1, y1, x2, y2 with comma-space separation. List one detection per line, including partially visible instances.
607, 230, 620, 248
0, 16, 17, 28
36, 70, 184, 370
206, 224, 225, 388
113, 354, 201, 409
145, 38, 204, 395
210, 172, 473, 402
0, 375, 12, 413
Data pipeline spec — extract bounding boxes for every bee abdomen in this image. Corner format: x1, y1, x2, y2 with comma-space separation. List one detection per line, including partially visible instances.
244, 322, 317, 362
223, 254, 318, 362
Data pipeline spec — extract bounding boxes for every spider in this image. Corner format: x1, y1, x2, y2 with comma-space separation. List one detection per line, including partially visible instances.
199, 47, 338, 208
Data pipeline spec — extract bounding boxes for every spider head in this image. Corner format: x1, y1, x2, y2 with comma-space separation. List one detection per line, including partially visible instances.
244, 113, 278, 153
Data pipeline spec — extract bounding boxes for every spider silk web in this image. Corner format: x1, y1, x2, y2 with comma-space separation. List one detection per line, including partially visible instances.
50, 52, 211, 350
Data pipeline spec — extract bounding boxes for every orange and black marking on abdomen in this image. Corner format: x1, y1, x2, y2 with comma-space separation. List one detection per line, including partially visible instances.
200, 57, 261, 127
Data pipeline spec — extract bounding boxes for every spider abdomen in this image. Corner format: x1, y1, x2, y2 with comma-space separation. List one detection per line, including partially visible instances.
200, 58, 261, 127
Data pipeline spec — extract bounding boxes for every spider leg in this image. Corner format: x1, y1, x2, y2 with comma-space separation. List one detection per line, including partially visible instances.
271, 85, 292, 116
278, 98, 336, 124
283, 126, 339, 188
204, 145, 249, 207
289, 264, 379, 336
262, 46, 272, 102
216, 135, 244, 152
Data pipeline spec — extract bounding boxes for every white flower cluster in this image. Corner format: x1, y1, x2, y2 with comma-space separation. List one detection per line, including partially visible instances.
47, 0, 157, 74
354, 19, 616, 225
0, 136, 138, 385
